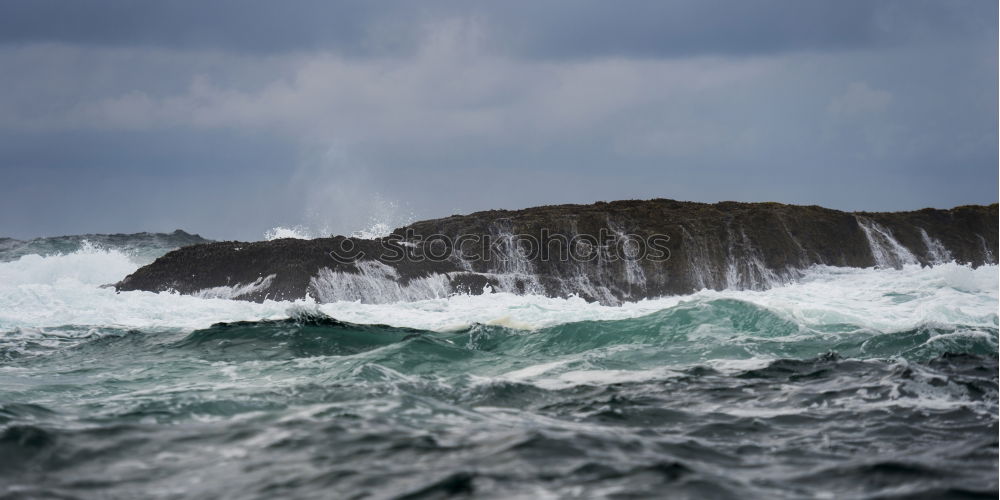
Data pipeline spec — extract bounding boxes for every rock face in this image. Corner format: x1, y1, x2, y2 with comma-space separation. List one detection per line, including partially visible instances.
115, 200, 998, 305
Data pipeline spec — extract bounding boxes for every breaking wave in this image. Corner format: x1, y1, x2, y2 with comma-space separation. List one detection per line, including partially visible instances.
0, 236, 996, 498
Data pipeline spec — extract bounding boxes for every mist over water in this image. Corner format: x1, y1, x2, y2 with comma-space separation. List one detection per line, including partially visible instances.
0, 239, 996, 498
263, 197, 415, 242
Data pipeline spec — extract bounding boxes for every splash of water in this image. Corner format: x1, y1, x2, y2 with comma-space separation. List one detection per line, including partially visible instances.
856, 216, 919, 268
264, 225, 317, 240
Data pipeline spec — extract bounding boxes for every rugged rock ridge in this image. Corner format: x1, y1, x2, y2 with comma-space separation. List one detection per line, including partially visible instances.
115, 200, 998, 305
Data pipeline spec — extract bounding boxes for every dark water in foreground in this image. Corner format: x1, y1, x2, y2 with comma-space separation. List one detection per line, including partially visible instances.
0, 243, 997, 499
1, 306, 996, 500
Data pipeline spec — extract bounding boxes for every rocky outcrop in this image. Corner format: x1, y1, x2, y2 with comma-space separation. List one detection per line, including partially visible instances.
115, 200, 998, 304
1, 229, 211, 263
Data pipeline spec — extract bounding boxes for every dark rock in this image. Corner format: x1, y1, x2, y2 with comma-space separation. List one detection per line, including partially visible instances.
115, 200, 998, 305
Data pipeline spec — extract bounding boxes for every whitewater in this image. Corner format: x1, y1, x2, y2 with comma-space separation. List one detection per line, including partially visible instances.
1, 241, 997, 498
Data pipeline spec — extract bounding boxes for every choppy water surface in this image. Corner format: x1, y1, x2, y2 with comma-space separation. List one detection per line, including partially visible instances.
0, 245, 997, 499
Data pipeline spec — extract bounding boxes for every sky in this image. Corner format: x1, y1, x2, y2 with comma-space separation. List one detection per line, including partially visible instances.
1, 0, 997, 240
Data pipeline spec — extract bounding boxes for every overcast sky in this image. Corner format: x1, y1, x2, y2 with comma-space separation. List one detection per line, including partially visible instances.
1, 0, 996, 240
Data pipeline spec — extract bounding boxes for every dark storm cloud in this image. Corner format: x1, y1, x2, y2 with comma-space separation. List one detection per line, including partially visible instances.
0, 0, 389, 54
0, 1, 995, 240
479, 0, 993, 59
0, 0, 991, 58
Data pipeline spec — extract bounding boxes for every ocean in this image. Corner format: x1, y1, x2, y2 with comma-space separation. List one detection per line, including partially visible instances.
0, 237, 997, 499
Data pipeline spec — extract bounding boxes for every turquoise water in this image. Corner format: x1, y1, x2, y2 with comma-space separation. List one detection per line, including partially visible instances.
0, 244, 997, 498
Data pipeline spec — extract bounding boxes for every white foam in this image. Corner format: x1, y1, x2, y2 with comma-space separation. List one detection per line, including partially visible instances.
308, 261, 452, 303
919, 228, 953, 264
0, 248, 300, 331
350, 222, 393, 240
503, 359, 573, 381
0, 246, 995, 341
194, 274, 277, 300
856, 217, 919, 268
0, 242, 138, 287
307, 262, 998, 334
264, 226, 317, 241
525, 367, 680, 390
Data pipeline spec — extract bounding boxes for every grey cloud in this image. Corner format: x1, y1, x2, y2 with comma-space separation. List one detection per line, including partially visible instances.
0, 1, 993, 59
0, 1, 995, 240
0, 0, 399, 54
